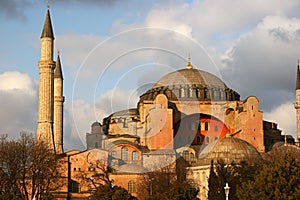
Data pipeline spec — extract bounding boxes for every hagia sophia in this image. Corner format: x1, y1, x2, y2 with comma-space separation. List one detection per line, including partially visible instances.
36, 6, 300, 200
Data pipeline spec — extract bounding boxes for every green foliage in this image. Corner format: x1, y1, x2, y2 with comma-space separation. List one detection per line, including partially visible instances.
208, 160, 225, 200
208, 159, 262, 200
237, 152, 300, 200
167, 181, 199, 200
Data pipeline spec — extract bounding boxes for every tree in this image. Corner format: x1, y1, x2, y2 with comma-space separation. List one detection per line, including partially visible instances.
208, 159, 262, 200
89, 184, 137, 200
0, 133, 63, 200
237, 152, 300, 200
167, 181, 199, 200
208, 160, 224, 200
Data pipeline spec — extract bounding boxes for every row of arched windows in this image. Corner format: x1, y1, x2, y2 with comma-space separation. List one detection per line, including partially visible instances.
111, 148, 139, 162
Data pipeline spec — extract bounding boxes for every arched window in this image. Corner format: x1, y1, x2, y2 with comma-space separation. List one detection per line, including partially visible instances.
128, 180, 136, 193
205, 122, 209, 130
190, 152, 195, 161
204, 88, 207, 99
214, 136, 219, 141
183, 150, 189, 160
196, 88, 200, 98
121, 147, 128, 161
214, 125, 218, 132
210, 89, 214, 99
205, 136, 210, 143
132, 151, 138, 161
111, 150, 116, 158
180, 88, 185, 98
197, 136, 201, 144
188, 87, 193, 98
94, 142, 98, 148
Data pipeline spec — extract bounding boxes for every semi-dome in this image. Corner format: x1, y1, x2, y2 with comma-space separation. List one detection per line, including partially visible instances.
140, 61, 239, 102
198, 136, 262, 165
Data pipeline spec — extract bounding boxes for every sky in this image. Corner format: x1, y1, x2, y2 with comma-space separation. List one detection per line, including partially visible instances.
1, 0, 300, 151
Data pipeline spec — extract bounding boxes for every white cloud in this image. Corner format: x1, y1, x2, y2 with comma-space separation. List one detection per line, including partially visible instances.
0, 71, 37, 137
264, 101, 296, 138
63, 87, 139, 150
221, 14, 300, 111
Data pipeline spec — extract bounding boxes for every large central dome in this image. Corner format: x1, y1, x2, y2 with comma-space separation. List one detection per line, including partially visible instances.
140, 61, 240, 102
152, 68, 227, 90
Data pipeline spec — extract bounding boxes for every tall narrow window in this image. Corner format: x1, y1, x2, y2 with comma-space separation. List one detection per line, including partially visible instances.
132, 151, 138, 161
183, 150, 189, 160
197, 136, 201, 144
190, 152, 195, 161
121, 147, 128, 161
188, 88, 193, 98
196, 88, 200, 99
128, 180, 136, 193
111, 150, 116, 158
123, 118, 128, 128
204, 88, 207, 99
180, 88, 185, 98
210, 89, 214, 100
205, 122, 209, 131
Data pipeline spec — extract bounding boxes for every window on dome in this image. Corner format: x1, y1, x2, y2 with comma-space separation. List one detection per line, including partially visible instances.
196, 88, 200, 98
180, 88, 185, 98
204, 88, 207, 99
128, 180, 136, 193
211, 89, 214, 100
121, 147, 128, 161
188, 87, 193, 98
123, 118, 128, 128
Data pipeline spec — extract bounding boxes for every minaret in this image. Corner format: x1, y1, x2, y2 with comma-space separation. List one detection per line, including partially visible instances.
54, 51, 64, 154
294, 60, 300, 141
36, 6, 56, 152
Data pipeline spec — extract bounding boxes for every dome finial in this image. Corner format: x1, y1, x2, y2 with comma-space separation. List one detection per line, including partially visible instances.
47, 1, 50, 10
186, 53, 193, 69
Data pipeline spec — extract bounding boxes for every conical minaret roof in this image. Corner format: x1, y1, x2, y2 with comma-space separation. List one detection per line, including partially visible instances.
54, 52, 63, 79
41, 7, 54, 39
296, 61, 300, 90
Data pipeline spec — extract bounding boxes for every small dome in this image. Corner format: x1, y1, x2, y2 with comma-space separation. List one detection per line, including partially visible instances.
199, 137, 262, 164
116, 163, 148, 174
91, 121, 101, 127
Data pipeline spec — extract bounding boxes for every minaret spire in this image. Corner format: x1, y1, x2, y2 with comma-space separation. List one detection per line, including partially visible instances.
294, 60, 300, 142
296, 60, 300, 90
36, 5, 56, 153
41, 3, 54, 39
54, 50, 65, 154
